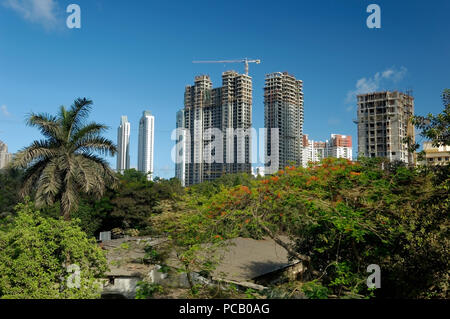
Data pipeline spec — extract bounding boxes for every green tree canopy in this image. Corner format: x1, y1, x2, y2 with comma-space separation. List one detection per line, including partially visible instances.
0, 168, 22, 220
0, 201, 108, 299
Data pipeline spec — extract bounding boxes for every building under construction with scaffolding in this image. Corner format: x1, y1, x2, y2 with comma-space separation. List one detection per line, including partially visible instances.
176, 71, 252, 186
264, 72, 304, 172
356, 91, 415, 164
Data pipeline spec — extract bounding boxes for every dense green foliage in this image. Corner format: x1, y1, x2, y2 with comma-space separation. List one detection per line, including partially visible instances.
0, 201, 108, 299
0, 167, 184, 237
160, 158, 449, 298
100, 170, 183, 233
0, 168, 22, 224
11, 98, 117, 220
34, 169, 184, 237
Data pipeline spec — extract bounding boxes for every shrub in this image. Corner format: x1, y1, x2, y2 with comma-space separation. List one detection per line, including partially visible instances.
0, 201, 108, 299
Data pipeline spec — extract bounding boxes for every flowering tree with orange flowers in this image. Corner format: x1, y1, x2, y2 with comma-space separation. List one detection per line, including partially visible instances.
155, 157, 448, 298
179, 157, 449, 298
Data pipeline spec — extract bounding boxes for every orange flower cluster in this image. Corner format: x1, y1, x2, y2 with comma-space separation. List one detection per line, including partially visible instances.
214, 235, 223, 240
261, 179, 270, 184
306, 175, 319, 186
350, 172, 361, 176
240, 185, 252, 194
271, 176, 279, 182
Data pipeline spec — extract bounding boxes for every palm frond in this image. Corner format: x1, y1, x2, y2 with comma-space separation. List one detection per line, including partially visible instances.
12, 140, 58, 168
35, 158, 62, 205
67, 98, 93, 137
70, 122, 108, 145
75, 136, 117, 156
26, 113, 61, 142
72, 155, 99, 193
20, 159, 50, 197
80, 153, 118, 188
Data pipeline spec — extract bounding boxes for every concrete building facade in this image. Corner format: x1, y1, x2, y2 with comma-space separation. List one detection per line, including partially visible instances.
137, 111, 155, 180
116, 116, 130, 173
301, 134, 319, 167
327, 134, 353, 161
356, 91, 415, 164
264, 72, 304, 172
177, 71, 252, 186
421, 141, 450, 165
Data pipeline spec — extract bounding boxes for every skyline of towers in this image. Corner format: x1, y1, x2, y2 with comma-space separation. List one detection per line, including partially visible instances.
138, 111, 155, 180
177, 71, 253, 186
356, 91, 415, 164
264, 72, 304, 172
116, 115, 130, 173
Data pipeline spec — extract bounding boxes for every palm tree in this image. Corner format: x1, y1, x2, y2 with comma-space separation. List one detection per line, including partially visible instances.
12, 98, 118, 220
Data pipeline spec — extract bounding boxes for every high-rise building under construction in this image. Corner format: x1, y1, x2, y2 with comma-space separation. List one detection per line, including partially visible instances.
175, 71, 252, 186
356, 91, 415, 164
264, 72, 304, 172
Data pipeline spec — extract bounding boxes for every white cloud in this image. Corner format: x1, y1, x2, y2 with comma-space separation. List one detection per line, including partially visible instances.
3, 0, 60, 28
1, 105, 11, 117
345, 66, 408, 110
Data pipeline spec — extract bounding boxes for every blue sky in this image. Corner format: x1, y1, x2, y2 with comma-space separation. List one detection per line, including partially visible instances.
0, 0, 449, 178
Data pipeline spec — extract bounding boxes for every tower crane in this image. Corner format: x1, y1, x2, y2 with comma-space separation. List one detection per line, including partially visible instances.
192, 58, 261, 75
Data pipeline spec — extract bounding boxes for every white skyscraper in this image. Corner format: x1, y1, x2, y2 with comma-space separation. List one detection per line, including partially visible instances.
138, 110, 155, 180
116, 116, 130, 173
0, 140, 12, 169
175, 109, 186, 186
